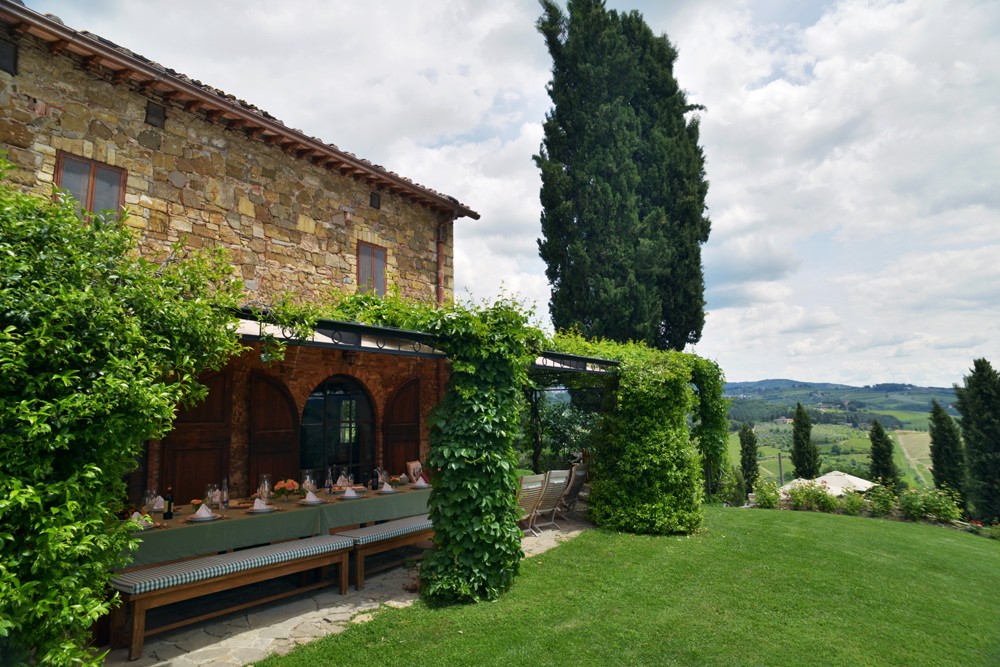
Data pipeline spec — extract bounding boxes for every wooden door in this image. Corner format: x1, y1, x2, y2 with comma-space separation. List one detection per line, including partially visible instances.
160, 370, 231, 504
249, 372, 300, 487
384, 379, 421, 476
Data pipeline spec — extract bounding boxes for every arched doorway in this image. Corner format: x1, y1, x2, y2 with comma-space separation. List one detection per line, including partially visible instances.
384, 378, 421, 476
300, 375, 375, 485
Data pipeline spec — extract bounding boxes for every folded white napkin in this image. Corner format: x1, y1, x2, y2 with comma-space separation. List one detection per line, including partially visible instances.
399, 474, 409, 484
336, 475, 349, 487
193, 503, 213, 518
253, 498, 269, 510
304, 490, 319, 502
153, 496, 164, 511
414, 478, 429, 487
343, 487, 357, 498
381, 482, 393, 492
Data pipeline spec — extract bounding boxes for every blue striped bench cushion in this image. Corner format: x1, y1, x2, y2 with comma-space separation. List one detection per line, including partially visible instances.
111, 535, 354, 596
334, 514, 432, 546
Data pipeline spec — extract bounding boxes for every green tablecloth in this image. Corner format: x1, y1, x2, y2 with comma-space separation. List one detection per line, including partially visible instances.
127, 487, 430, 568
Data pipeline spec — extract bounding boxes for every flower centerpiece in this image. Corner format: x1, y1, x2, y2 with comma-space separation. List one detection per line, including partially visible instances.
273, 479, 300, 500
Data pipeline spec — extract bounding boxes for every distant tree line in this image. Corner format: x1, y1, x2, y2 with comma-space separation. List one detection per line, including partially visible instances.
932, 358, 1000, 522
727, 399, 902, 431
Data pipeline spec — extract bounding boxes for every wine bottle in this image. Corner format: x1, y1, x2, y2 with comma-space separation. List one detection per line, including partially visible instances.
164, 487, 174, 520
220, 477, 229, 509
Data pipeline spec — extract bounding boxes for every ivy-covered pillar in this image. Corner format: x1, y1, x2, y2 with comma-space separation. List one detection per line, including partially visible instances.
325, 293, 543, 603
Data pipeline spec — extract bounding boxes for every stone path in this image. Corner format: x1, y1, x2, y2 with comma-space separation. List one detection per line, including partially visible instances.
103, 514, 592, 666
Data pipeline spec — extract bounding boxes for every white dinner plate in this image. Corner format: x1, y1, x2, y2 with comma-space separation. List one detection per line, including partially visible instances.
377, 488, 397, 494
247, 507, 276, 514
298, 499, 324, 506
187, 513, 221, 522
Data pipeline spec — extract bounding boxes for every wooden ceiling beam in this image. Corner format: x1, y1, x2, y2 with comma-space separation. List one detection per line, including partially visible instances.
82, 55, 102, 72
113, 68, 134, 84
205, 109, 225, 123
245, 126, 265, 140
48, 39, 68, 56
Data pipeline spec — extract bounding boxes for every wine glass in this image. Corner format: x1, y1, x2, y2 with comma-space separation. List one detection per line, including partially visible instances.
205, 483, 218, 510
258, 474, 272, 503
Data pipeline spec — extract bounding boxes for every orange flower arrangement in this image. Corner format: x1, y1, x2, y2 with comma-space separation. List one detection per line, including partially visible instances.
273, 479, 300, 498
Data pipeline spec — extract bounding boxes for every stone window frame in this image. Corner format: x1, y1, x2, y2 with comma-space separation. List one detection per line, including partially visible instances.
55, 151, 127, 214
357, 241, 387, 296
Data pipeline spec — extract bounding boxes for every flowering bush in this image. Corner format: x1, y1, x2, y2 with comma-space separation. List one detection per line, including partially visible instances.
787, 481, 839, 513
868, 484, 897, 518
900, 487, 961, 522
841, 489, 867, 516
273, 479, 300, 498
921, 487, 962, 522
753, 479, 780, 509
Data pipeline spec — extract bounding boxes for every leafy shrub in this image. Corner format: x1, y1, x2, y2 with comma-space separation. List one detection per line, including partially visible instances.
921, 487, 962, 522
787, 481, 839, 513
720, 465, 747, 506
753, 479, 780, 509
898, 489, 926, 521
841, 490, 867, 516
0, 167, 243, 663
815, 486, 841, 513
868, 484, 897, 518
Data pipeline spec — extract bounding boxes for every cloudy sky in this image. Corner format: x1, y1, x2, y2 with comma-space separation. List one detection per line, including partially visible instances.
30, 0, 1000, 387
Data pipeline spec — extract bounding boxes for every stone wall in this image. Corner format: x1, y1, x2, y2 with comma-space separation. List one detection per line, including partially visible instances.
0, 30, 455, 304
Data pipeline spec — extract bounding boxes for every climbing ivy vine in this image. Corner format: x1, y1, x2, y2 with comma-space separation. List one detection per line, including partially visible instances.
324, 292, 727, 598
327, 292, 545, 603
550, 333, 727, 534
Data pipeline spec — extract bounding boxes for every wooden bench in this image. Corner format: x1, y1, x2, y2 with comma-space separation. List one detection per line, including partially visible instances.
109, 534, 353, 660
334, 514, 434, 590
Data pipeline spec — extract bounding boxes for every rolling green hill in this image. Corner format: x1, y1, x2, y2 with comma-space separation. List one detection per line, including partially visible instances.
726, 379, 957, 431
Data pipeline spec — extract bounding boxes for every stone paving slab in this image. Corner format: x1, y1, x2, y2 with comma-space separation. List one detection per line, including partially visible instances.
102, 513, 591, 666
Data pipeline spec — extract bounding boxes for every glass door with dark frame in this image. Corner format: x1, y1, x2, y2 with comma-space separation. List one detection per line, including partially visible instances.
300, 376, 375, 486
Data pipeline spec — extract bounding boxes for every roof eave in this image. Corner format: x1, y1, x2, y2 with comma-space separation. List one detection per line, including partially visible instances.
0, 1, 480, 221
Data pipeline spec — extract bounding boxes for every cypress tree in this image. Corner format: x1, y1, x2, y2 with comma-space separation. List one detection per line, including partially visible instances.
535, 0, 710, 350
868, 420, 898, 487
739, 423, 759, 499
791, 403, 819, 479
954, 358, 1000, 521
928, 399, 966, 504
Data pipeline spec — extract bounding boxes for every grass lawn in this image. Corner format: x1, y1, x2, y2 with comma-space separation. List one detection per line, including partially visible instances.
258, 507, 1000, 666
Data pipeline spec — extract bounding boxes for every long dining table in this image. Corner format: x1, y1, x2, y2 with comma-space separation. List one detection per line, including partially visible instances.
126, 486, 431, 568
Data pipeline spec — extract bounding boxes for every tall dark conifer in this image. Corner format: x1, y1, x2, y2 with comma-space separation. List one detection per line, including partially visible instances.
868, 420, 898, 487
739, 423, 759, 498
928, 399, 966, 504
791, 403, 819, 479
954, 358, 1000, 520
535, 0, 710, 350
